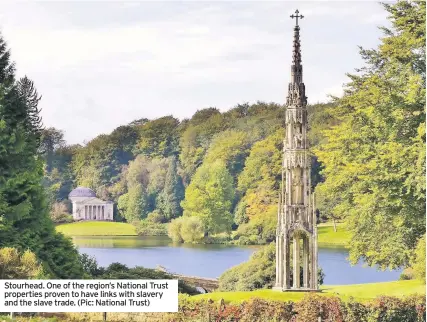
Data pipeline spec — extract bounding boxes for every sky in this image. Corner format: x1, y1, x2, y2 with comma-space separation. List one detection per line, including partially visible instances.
0, 1, 392, 144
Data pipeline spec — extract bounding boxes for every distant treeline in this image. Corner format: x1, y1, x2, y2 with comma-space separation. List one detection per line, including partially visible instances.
42, 101, 333, 242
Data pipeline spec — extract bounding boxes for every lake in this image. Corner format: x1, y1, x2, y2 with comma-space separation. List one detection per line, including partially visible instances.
73, 236, 402, 285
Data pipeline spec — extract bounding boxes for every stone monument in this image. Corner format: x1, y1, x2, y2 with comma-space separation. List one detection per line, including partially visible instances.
274, 9, 318, 291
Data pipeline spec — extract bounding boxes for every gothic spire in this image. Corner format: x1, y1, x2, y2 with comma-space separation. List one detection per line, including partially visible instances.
290, 9, 304, 84
292, 25, 301, 67
287, 9, 306, 106
290, 10, 303, 68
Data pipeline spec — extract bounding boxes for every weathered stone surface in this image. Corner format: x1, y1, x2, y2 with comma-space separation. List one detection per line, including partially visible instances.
275, 10, 318, 292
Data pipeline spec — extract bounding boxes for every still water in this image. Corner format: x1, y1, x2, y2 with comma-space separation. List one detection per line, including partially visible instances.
74, 236, 402, 285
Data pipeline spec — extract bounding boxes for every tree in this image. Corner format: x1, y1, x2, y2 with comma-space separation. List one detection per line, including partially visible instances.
72, 125, 139, 194
118, 184, 147, 222
236, 130, 282, 224
0, 34, 83, 278
157, 156, 185, 220
79, 253, 103, 278
314, 1, 426, 269
135, 116, 180, 158
118, 155, 170, 220
179, 110, 226, 182
411, 234, 426, 282
39, 127, 65, 173
181, 160, 235, 236
179, 216, 204, 243
203, 130, 250, 179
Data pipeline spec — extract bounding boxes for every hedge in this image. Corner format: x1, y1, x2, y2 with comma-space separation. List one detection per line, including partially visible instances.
3, 294, 425, 321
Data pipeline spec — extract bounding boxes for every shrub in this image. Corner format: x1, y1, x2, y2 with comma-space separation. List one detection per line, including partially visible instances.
219, 243, 324, 291
0, 247, 43, 279
4, 294, 425, 321
295, 294, 344, 322
399, 272, 413, 281
219, 243, 276, 291
168, 217, 185, 243
411, 234, 426, 282
50, 201, 73, 223
180, 216, 204, 243
175, 294, 425, 322
134, 220, 167, 236
203, 234, 232, 244
363, 295, 426, 322
240, 298, 294, 322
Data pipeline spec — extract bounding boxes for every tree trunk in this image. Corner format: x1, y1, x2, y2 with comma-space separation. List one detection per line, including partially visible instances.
333, 219, 337, 232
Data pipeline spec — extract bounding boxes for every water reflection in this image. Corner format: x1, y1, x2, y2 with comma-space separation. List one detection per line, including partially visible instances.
73, 236, 402, 284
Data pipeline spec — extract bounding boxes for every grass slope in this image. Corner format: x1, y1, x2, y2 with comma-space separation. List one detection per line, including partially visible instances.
56, 221, 137, 236
193, 280, 425, 303
317, 223, 351, 248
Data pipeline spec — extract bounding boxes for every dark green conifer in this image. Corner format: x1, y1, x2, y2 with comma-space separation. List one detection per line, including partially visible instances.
0, 34, 83, 278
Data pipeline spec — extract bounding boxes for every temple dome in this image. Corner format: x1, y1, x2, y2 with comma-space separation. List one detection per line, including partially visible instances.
69, 187, 96, 198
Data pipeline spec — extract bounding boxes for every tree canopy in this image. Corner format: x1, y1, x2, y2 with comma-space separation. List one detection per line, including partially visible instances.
314, 1, 426, 269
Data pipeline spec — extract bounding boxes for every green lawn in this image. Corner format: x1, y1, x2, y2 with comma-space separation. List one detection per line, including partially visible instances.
57, 221, 351, 248
193, 280, 425, 303
56, 221, 137, 236
317, 223, 351, 248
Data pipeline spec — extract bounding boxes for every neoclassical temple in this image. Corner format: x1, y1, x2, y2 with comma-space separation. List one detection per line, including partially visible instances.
274, 10, 318, 291
69, 187, 114, 221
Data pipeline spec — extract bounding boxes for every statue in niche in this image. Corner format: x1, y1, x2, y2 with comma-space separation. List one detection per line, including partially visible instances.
295, 88, 300, 100
294, 133, 303, 148
293, 124, 303, 148
297, 207, 304, 222
288, 126, 293, 147
291, 168, 304, 204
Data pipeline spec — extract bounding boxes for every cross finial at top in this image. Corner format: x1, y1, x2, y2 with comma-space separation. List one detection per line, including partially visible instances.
290, 9, 304, 26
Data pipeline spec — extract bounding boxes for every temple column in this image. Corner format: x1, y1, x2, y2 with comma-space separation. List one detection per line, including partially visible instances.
293, 237, 300, 288
84, 206, 87, 220
303, 236, 309, 288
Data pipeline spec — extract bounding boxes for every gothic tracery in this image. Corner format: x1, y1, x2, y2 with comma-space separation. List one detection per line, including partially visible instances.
274, 10, 318, 291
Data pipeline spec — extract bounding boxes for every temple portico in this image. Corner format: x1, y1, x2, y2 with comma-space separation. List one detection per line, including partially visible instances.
68, 187, 114, 221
